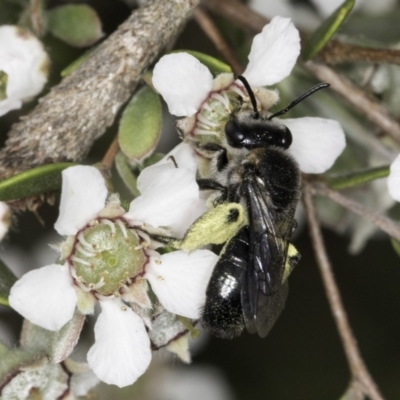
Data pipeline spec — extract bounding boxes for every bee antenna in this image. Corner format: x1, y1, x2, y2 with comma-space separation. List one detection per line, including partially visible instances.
237, 75, 259, 119
268, 82, 330, 120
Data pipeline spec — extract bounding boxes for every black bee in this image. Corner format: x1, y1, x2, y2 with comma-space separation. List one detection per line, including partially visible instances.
198, 77, 329, 338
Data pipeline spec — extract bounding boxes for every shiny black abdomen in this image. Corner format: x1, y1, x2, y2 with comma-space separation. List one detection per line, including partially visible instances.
201, 227, 250, 339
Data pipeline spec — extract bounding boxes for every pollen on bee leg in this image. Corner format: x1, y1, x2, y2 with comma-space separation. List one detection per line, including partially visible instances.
100, 219, 116, 234
115, 219, 128, 240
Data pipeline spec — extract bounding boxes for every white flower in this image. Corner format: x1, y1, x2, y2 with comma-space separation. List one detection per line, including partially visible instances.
0, 201, 11, 241
152, 16, 346, 174
0, 25, 49, 117
387, 154, 400, 202
9, 146, 217, 388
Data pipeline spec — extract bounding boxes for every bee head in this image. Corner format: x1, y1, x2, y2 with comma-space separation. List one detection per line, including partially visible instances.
225, 117, 292, 150
231, 76, 330, 151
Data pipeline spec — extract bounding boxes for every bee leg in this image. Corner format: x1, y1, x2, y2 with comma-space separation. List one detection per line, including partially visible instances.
194, 142, 228, 172
197, 179, 228, 202
282, 243, 301, 283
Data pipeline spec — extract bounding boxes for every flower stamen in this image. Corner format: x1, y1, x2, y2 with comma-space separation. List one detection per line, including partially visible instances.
101, 219, 116, 234
78, 231, 95, 250
76, 243, 97, 258
116, 219, 128, 240
71, 255, 92, 266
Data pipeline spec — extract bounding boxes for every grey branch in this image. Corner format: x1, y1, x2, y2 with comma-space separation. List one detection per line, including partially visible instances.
0, 0, 199, 179
312, 182, 400, 242
303, 182, 384, 400
304, 61, 400, 145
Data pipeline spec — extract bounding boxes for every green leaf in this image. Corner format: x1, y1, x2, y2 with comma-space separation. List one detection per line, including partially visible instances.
142, 152, 165, 169
173, 50, 232, 76
0, 259, 17, 307
115, 152, 140, 197
0, 70, 7, 100
61, 47, 94, 77
0, 163, 75, 201
47, 4, 103, 48
302, 0, 356, 61
326, 166, 389, 190
391, 238, 400, 258
118, 85, 162, 164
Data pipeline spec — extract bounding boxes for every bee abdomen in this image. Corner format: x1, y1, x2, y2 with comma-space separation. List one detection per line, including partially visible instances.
202, 260, 244, 339
201, 227, 249, 339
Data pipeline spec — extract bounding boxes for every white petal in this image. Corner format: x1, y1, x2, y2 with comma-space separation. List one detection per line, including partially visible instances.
0, 98, 23, 117
0, 201, 10, 242
242, 16, 300, 87
0, 25, 48, 117
70, 369, 99, 396
87, 299, 151, 387
170, 198, 208, 238
388, 154, 400, 201
285, 117, 346, 173
54, 166, 108, 236
9, 264, 77, 331
153, 53, 213, 117
126, 167, 200, 229
145, 250, 217, 319
137, 143, 197, 195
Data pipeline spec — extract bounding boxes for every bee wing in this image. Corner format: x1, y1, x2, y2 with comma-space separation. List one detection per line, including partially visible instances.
241, 176, 296, 337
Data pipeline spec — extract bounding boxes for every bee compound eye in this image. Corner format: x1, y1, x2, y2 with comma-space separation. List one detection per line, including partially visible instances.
225, 119, 245, 144
282, 126, 293, 149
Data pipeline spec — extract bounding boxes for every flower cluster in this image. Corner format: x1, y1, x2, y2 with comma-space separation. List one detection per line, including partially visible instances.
0, 25, 49, 117
153, 16, 346, 175
9, 144, 217, 388
9, 15, 358, 392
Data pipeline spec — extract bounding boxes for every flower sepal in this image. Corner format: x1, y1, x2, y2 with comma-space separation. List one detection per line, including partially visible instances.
149, 307, 194, 363
20, 314, 85, 364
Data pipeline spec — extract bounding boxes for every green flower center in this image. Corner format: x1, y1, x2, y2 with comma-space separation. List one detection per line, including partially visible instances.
70, 218, 146, 296
194, 88, 244, 145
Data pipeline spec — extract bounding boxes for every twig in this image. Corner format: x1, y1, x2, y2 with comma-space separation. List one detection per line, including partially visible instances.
303, 182, 384, 400
319, 41, 400, 66
0, 0, 199, 180
30, 0, 44, 37
193, 7, 243, 75
101, 136, 119, 170
312, 182, 400, 242
201, 0, 267, 32
304, 61, 400, 145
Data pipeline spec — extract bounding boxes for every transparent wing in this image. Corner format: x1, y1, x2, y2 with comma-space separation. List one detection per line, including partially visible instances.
241, 175, 297, 336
